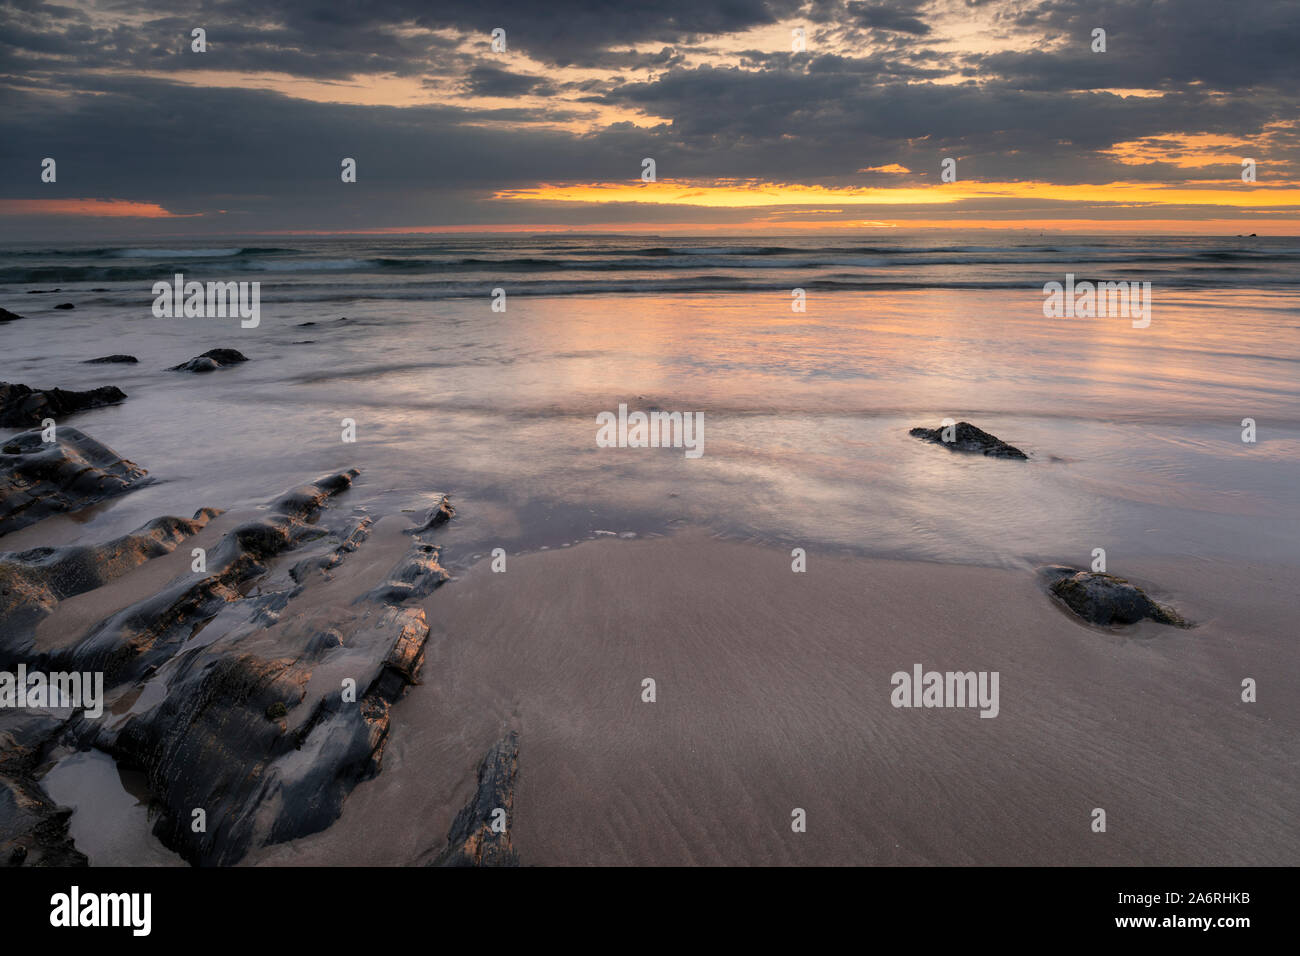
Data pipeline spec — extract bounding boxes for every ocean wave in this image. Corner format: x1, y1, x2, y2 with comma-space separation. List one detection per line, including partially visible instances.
113, 246, 299, 258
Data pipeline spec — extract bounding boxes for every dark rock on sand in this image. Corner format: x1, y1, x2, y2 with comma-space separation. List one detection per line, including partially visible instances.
0, 308, 22, 323
909, 421, 1028, 460
83, 355, 138, 364
169, 348, 248, 373
1039, 565, 1189, 628
431, 732, 520, 867
0, 427, 149, 537
53, 303, 75, 310
0, 382, 127, 428
100, 556, 435, 863
405, 495, 455, 534
57, 471, 358, 683
290, 515, 373, 584
0, 509, 221, 661
1, 459, 461, 867
365, 543, 450, 604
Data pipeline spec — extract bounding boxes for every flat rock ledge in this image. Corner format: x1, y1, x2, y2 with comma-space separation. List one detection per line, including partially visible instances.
1039, 565, 1190, 628
909, 421, 1028, 460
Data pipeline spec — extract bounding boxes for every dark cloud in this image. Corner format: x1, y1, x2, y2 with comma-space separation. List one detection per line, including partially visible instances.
847, 1, 931, 36
460, 66, 553, 96
1, 0, 1297, 236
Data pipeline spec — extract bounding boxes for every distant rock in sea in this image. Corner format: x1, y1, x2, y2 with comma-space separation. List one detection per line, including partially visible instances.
53, 303, 75, 310
909, 421, 1028, 459
0, 381, 128, 427
83, 354, 138, 364
169, 348, 248, 373
1039, 565, 1189, 628
0, 308, 23, 323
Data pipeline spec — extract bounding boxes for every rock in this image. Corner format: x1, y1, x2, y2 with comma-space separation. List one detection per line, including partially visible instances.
1039, 565, 1189, 628
405, 495, 455, 534
0, 508, 221, 661
0, 308, 22, 324
83, 355, 138, 364
0, 428, 149, 537
431, 732, 520, 867
102, 599, 431, 865
0, 461, 467, 867
364, 543, 450, 604
53, 303, 75, 311
305, 628, 344, 657
169, 349, 248, 373
56, 470, 359, 683
290, 515, 373, 583
909, 421, 1028, 460
0, 382, 128, 428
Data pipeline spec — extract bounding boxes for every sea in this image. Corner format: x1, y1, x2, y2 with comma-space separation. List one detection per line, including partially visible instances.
2, 234, 1298, 570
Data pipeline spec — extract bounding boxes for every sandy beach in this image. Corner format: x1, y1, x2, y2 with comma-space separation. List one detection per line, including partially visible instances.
241, 532, 1298, 867
3, 242, 1298, 869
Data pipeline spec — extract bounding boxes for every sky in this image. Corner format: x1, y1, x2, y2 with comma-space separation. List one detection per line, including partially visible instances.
1, 0, 1298, 238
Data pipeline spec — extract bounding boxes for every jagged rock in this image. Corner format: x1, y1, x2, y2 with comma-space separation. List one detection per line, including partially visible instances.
0, 382, 128, 428
0, 308, 22, 323
290, 515, 372, 583
49, 471, 358, 683
103, 601, 430, 866
406, 495, 455, 534
0, 428, 149, 537
83, 355, 138, 365
169, 349, 248, 373
909, 421, 1028, 459
432, 732, 520, 867
0, 462, 462, 867
0, 509, 221, 662
1040, 565, 1189, 628
53, 303, 75, 311
365, 544, 450, 604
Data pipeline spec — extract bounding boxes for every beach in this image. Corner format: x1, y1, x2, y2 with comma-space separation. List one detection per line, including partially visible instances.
2, 236, 1298, 866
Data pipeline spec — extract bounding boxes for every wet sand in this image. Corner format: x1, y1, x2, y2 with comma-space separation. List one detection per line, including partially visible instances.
246, 531, 1300, 866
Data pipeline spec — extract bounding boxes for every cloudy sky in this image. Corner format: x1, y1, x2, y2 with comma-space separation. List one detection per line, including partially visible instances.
2, 0, 1297, 237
